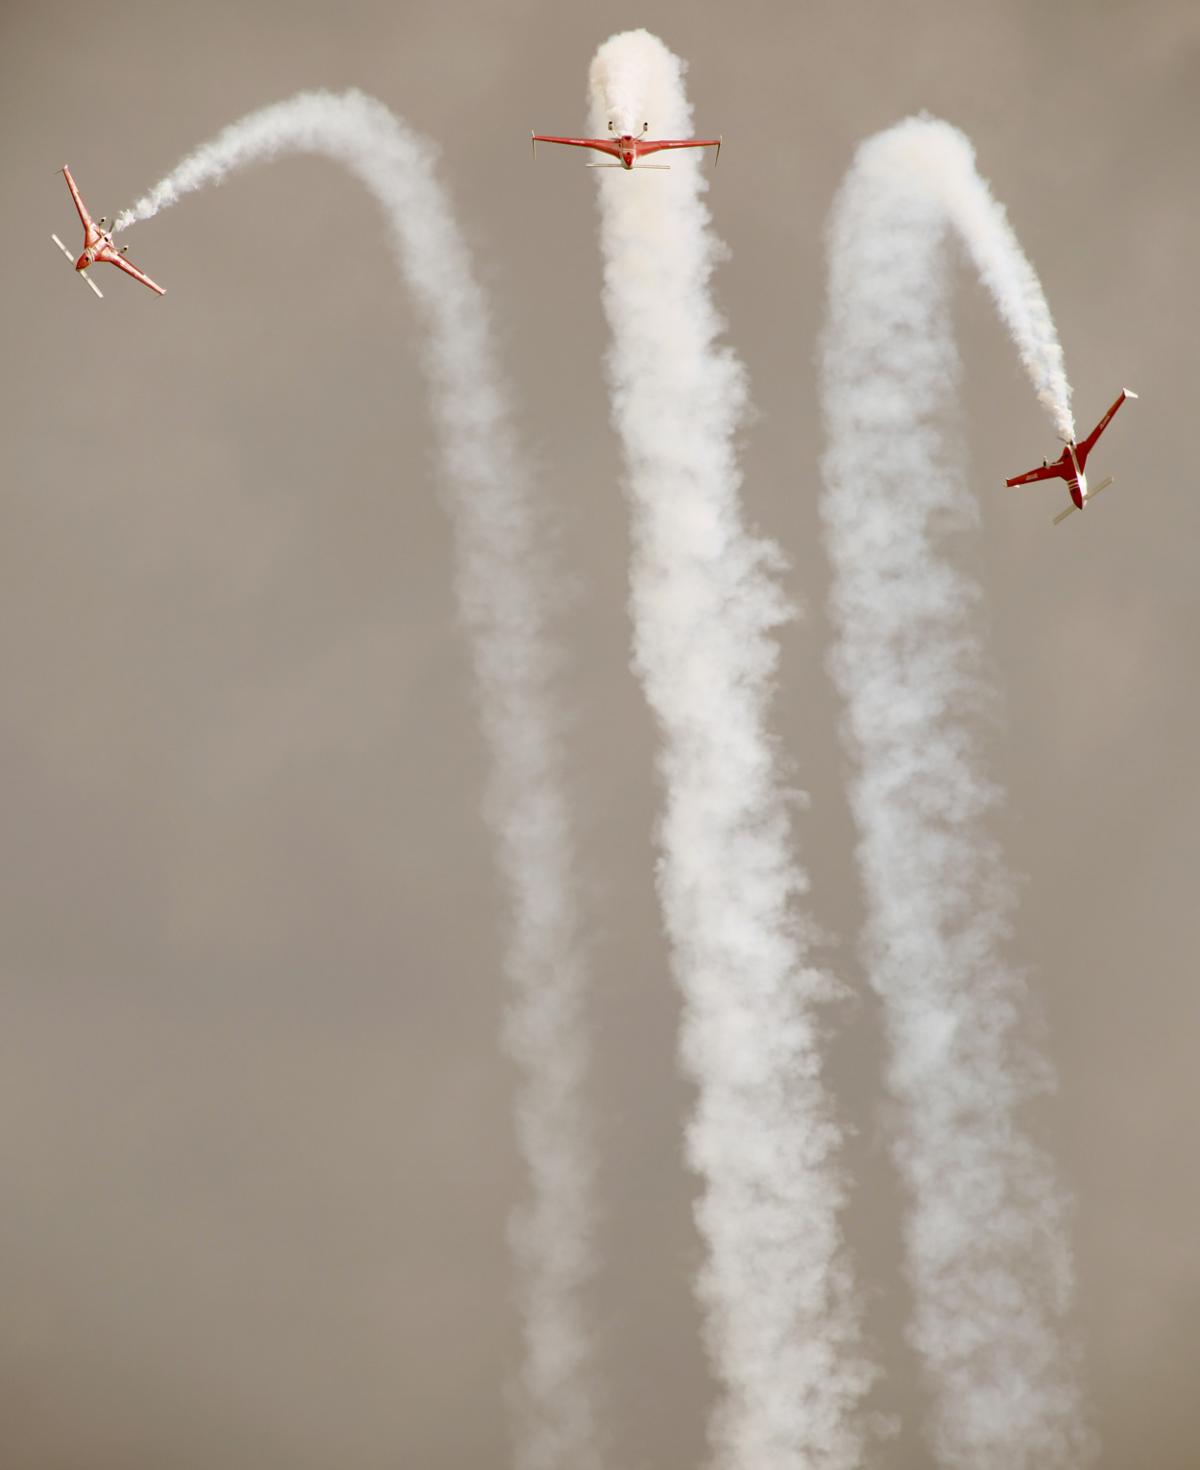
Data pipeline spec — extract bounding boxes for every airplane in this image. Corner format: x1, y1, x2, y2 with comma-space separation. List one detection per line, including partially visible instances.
1005, 388, 1138, 525
531, 121, 721, 170
51, 165, 165, 299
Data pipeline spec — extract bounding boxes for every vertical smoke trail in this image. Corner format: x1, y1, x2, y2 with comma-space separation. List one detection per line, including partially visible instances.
117, 91, 601, 1470
589, 32, 873, 1470
819, 117, 1090, 1469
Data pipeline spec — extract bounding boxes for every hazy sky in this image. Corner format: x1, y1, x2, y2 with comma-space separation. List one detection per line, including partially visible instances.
3, 2, 1198, 1466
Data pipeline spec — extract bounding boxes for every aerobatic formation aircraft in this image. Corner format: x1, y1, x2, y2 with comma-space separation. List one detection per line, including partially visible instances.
531, 121, 721, 170
51, 165, 165, 299
1006, 388, 1137, 525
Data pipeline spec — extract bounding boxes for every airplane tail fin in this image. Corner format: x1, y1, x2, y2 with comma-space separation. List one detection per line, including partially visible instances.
1053, 476, 1113, 526
51, 233, 102, 298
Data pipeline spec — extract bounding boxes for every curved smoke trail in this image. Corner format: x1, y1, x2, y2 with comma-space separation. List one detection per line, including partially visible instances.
588, 32, 873, 1470
820, 116, 1091, 1469
118, 90, 601, 1470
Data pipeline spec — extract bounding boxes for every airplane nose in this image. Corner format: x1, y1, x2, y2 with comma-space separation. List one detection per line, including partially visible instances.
75, 256, 87, 271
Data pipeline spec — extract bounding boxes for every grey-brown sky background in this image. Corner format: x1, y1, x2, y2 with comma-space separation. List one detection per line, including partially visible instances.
3, 1, 1197, 1465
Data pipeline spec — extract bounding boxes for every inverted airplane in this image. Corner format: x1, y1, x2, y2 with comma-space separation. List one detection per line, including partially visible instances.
1005, 388, 1137, 525
51, 165, 165, 299
531, 121, 721, 170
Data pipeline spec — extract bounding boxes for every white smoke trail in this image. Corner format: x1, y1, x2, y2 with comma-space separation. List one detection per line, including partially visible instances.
819, 116, 1091, 1469
118, 91, 601, 1470
589, 32, 873, 1470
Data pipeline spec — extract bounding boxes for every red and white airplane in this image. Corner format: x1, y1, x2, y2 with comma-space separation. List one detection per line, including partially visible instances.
50, 165, 165, 299
1005, 388, 1137, 525
531, 121, 721, 170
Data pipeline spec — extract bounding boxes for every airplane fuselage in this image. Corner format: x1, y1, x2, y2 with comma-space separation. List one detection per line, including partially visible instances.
1063, 443, 1088, 510
76, 229, 113, 273
1037, 440, 1094, 509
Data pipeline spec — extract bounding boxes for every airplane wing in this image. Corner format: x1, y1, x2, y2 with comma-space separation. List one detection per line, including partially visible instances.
1078, 388, 1137, 459
61, 165, 99, 245
98, 246, 166, 297
1005, 463, 1062, 487
531, 134, 619, 160
639, 137, 722, 163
